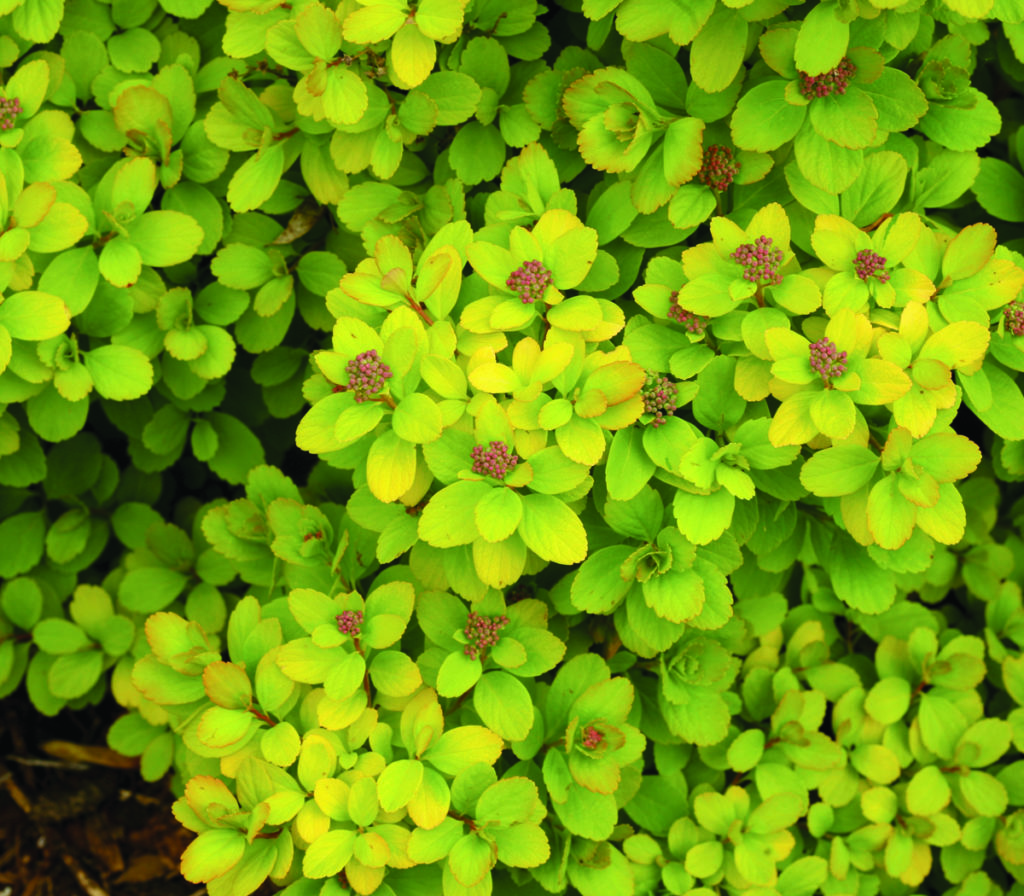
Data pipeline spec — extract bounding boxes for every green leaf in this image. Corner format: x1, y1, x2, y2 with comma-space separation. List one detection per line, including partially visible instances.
228, 144, 285, 213
420, 480, 491, 547
570, 546, 634, 614
119, 567, 190, 613
794, 126, 862, 193
12, 0, 63, 42
856, 68, 928, 133
449, 122, 506, 186
181, 828, 247, 883
794, 1, 847, 76
368, 649, 423, 697
49, 650, 104, 700
436, 649, 483, 698
905, 765, 950, 816
473, 670, 535, 741
918, 692, 968, 759
690, 7, 746, 94
517, 494, 587, 565
493, 824, 550, 868
378, 759, 424, 812
33, 618, 90, 655
0, 511, 46, 578
206, 413, 267, 486
827, 532, 896, 613
423, 725, 504, 775
449, 833, 495, 887
799, 445, 878, 496
864, 676, 911, 725
366, 430, 418, 503
197, 705, 255, 749
809, 91, 879, 152
392, 393, 443, 444
971, 157, 1024, 223
477, 778, 542, 827
0, 291, 70, 340
260, 721, 301, 767
203, 661, 252, 710
1, 578, 43, 630
672, 488, 734, 546
84, 345, 154, 401
961, 364, 1024, 441
474, 488, 522, 543
605, 428, 655, 501
125, 211, 204, 266
302, 829, 357, 879
918, 89, 1001, 153
730, 80, 805, 153
840, 151, 908, 227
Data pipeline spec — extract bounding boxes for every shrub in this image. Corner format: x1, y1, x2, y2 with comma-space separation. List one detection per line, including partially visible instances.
2, 1, 1024, 895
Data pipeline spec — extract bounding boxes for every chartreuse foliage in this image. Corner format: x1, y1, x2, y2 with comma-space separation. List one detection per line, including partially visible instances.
5, 0, 1024, 895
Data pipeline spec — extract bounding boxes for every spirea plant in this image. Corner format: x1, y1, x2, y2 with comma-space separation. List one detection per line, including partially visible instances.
2, 1, 1024, 896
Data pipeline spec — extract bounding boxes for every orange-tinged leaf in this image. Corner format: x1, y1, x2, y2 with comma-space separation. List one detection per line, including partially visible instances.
181, 829, 246, 883
918, 321, 990, 370
583, 360, 646, 405
867, 475, 916, 550
914, 482, 966, 545
343, 4, 406, 43
942, 222, 996, 281
391, 23, 436, 88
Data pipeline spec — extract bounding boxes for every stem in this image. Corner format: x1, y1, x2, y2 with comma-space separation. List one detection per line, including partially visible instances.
862, 213, 892, 232
406, 295, 435, 327
249, 708, 277, 727
448, 809, 478, 832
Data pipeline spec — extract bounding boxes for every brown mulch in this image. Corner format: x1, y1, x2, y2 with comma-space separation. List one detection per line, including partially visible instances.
0, 691, 201, 896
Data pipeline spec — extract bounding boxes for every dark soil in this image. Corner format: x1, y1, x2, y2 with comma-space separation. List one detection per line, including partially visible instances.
0, 690, 197, 896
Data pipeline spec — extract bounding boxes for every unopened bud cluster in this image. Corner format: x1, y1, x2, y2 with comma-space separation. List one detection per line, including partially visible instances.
799, 58, 857, 99
336, 610, 363, 636
641, 371, 678, 428
0, 96, 21, 130
732, 235, 784, 285
463, 611, 509, 660
471, 440, 519, 479
506, 259, 553, 304
1004, 300, 1024, 336
345, 349, 393, 402
582, 725, 604, 749
809, 337, 848, 386
853, 249, 890, 283
697, 145, 740, 192
667, 290, 709, 334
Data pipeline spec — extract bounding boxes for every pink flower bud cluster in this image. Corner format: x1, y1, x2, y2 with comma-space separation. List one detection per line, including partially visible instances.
732, 235, 784, 285
667, 290, 709, 334
463, 611, 509, 660
581, 725, 604, 749
809, 337, 848, 385
853, 249, 890, 283
506, 259, 553, 304
471, 440, 519, 480
1004, 300, 1024, 336
697, 145, 740, 192
0, 96, 21, 130
345, 349, 393, 403
336, 610, 363, 636
641, 371, 678, 428
798, 58, 857, 99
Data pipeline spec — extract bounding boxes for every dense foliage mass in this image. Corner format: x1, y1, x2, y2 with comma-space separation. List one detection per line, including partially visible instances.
2, 0, 1024, 894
